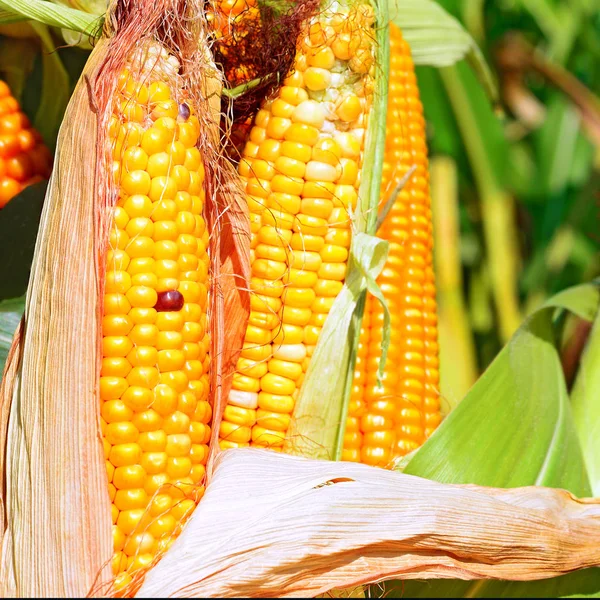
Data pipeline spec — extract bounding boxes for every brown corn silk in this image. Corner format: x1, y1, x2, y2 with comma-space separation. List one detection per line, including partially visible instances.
0, 0, 249, 596
207, 0, 262, 87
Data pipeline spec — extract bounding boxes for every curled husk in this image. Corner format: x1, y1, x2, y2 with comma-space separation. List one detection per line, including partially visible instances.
139, 449, 600, 598
0, 0, 249, 596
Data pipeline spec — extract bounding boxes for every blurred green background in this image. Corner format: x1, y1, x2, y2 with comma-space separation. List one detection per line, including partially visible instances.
420, 0, 600, 409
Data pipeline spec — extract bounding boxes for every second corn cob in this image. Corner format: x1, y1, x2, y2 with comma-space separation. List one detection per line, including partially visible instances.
219, 2, 376, 452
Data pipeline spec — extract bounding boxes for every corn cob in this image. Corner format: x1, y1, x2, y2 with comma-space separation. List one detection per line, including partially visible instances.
343, 23, 441, 467
218, 3, 376, 453
0, 80, 52, 208
101, 41, 211, 587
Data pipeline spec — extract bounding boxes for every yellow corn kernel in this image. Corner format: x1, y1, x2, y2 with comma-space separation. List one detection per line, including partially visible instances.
102, 43, 212, 580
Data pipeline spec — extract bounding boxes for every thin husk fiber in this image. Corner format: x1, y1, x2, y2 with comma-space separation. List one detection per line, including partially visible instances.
0, 0, 249, 596
138, 448, 600, 598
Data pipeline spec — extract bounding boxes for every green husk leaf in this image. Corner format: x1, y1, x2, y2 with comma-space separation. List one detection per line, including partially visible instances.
0, 297, 24, 378
222, 73, 277, 99
51, 0, 106, 16
391, 0, 497, 101
30, 22, 70, 149
283, 233, 390, 460
381, 282, 600, 598
0, 0, 99, 35
283, 0, 389, 461
571, 301, 600, 497
50, 0, 106, 48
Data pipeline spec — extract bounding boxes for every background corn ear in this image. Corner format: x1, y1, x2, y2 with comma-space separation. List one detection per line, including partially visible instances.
0, 79, 52, 208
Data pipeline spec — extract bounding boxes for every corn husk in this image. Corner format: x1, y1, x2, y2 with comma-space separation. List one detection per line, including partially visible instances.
138, 448, 600, 597
0, 0, 249, 595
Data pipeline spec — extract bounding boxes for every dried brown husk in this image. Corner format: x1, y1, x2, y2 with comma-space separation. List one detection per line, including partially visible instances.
138, 449, 600, 598
0, 0, 249, 596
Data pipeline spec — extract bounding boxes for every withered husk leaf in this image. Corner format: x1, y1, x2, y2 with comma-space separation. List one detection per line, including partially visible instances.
0, 38, 113, 597
138, 449, 600, 598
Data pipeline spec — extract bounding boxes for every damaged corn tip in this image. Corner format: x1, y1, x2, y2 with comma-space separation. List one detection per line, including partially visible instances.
102, 41, 211, 588
218, 4, 375, 452
0, 80, 52, 209
343, 23, 441, 467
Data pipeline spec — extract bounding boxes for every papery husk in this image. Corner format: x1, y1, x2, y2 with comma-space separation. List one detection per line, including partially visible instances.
138, 448, 600, 598
0, 0, 249, 596
0, 39, 113, 597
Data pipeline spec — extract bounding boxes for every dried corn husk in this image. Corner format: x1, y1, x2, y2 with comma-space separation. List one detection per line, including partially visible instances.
0, 0, 249, 596
139, 449, 600, 598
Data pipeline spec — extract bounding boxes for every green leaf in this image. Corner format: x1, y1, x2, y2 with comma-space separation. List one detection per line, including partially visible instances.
536, 95, 582, 197
0, 296, 24, 378
0, 181, 47, 301
415, 66, 462, 158
381, 283, 600, 598
51, 0, 106, 16
30, 22, 70, 149
571, 304, 600, 497
0, 0, 100, 35
462, 0, 486, 42
440, 62, 522, 342
403, 284, 596, 492
390, 0, 497, 100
